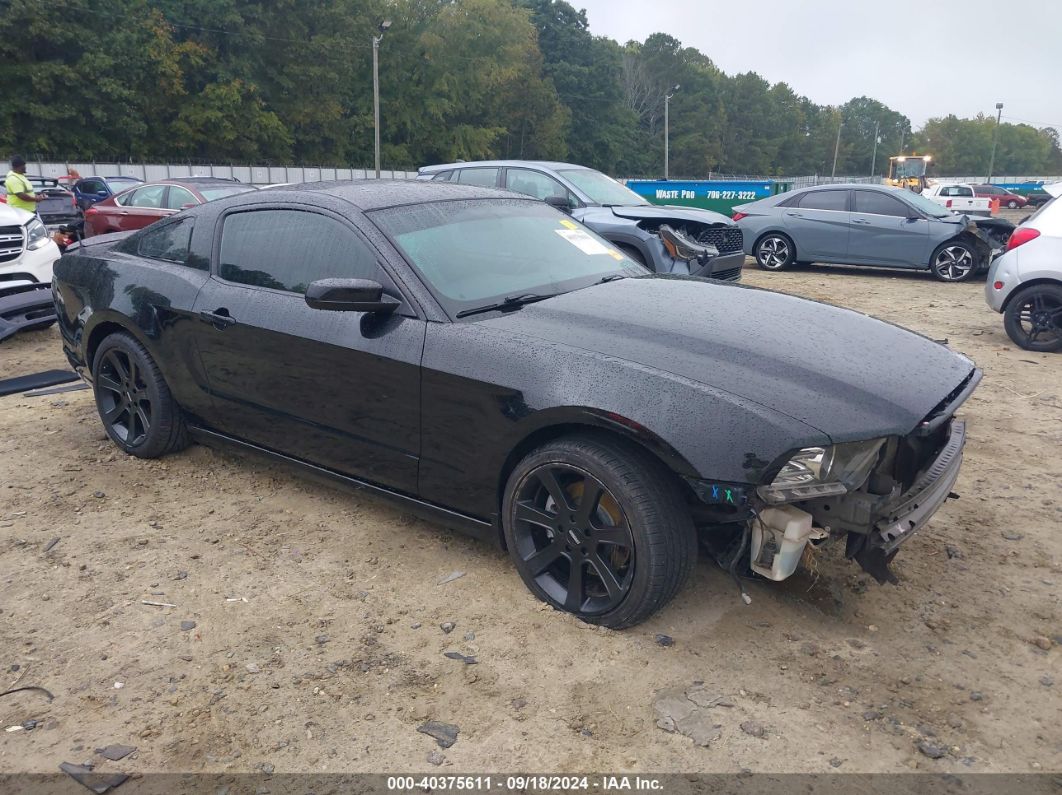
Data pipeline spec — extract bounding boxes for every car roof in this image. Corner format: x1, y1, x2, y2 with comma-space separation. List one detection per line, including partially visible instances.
275, 179, 521, 210
419, 160, 592, 174
159, 177, 247, 185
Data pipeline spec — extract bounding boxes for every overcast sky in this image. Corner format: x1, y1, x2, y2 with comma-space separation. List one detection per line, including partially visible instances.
574, 0, 1062, 130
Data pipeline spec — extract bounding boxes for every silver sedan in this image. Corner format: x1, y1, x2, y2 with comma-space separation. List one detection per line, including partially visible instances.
733, 183, 1013, 283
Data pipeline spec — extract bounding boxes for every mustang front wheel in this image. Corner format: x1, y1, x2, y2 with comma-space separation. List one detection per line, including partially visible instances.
1003, 284, 1062, 352
502, 435, 696, 629
92, 332, 190, 458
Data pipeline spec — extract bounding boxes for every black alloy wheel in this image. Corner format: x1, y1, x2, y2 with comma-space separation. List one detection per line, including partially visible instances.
503, 435, 696, 629
96, 347, 152, 446
92, 332, 189, 457
510, 463, 635, 616
1004, 285, 1062, 352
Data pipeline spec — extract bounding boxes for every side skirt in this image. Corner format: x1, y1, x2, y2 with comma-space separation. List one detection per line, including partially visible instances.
187, 425, 500, 545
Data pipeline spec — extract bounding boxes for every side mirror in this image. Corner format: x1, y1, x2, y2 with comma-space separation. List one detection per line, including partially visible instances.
544, 195, 572, 214
305, 278, 399, 313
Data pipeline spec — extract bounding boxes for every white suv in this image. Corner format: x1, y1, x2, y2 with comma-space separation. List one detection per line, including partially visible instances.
0, 203, 62, 287
986, 183, 1062, 351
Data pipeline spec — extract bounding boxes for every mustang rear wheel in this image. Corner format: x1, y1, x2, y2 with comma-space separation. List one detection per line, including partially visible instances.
1003, 284, 1062, 352
930, 241, 978, 282
502, 435, 696, 629
754, 234, 795, 271
92, 332, 189, 458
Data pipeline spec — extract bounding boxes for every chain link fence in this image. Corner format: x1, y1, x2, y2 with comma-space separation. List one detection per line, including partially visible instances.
26, 161, 419, 185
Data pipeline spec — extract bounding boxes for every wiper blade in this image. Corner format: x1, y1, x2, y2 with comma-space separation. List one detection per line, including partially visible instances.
455, 292, 554, 319
596, 274, 626, 284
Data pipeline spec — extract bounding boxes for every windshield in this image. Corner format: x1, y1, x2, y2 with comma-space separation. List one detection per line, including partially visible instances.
200, 185, 255, 201
891, 159, 928, 179
371, 199, 646, 317
556, 169, 648, 207
904, 190, 952, 218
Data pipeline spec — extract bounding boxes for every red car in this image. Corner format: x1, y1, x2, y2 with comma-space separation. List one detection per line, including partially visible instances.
84, 178, 256, 237
972, 184, 1028, 209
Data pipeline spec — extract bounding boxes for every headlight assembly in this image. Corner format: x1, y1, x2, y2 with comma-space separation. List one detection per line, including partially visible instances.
758, 438, 886, 504
26, 218, 51, 251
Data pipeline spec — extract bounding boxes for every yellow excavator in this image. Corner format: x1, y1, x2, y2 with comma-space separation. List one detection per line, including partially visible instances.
886, 155, 932, 192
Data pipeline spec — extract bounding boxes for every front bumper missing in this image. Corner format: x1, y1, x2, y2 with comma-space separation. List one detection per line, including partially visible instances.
875, 419, 965, 554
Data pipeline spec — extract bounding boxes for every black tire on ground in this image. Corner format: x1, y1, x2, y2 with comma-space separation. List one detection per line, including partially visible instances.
929, 240, 979, 282
754, 233, 796, 271
1003, 283, 1062, 352
502, 434, 696, 629
91, 332, 190, 458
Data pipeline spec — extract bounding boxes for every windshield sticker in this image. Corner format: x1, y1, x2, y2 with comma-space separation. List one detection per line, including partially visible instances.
555, 228, 611, 255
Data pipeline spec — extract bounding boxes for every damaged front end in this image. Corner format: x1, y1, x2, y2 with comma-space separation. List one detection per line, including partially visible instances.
701, 369, 981, 588
966, 217, 1016, 265
641, 219, 745, 281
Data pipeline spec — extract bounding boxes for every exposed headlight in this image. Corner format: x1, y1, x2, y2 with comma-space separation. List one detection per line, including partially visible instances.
758, 438, 886, 504
26, 218, 51, 250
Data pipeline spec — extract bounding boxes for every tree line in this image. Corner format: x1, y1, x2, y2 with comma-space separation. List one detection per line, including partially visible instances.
2, 0, 1060, 178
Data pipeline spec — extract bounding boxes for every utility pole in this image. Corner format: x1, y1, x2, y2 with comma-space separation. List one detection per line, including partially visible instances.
987, 102, 1004, 183
664, 84, 679, 180
870, 120, 880, 177
831, 118, 842, 179
372, 20, 392, 179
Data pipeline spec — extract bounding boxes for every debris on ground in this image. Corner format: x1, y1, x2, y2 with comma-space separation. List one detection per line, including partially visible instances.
42, 537, 60, 554
443, 651, 477, 665
179, 620, 196, 631
427, 750, 445, 765
740, 720, 766, 738
59, 761, 129, 793
417, 720, 459, 748
918, 740, 947, 759
652, 684, 725, 747
437, 571, 466, 585
440, 622, 456, 634
95, 745, 136, 761
654, 634, 674, 647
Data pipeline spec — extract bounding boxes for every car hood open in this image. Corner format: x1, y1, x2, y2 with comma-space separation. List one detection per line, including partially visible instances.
480, 276, 976, 442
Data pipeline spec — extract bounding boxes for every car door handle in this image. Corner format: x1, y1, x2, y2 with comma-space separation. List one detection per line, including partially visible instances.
200, 309, 236, 329
784, 212, 803, 218
852, 218, 869, 224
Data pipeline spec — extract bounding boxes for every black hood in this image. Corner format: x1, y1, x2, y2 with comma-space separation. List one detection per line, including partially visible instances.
479, 276, 975, 442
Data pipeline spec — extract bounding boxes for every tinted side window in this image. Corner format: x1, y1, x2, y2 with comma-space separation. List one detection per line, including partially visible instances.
853, 190, 909, 217
138, 218, 195, 266
219, 210, 376, 294
798, 190, 848, 211
504, 168, 570, 203
431, 171, 453, 182
456, 168, 499, 187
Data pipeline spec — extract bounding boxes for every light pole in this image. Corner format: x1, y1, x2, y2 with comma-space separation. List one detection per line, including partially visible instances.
870, 120, 880, 177
987, 101, 1003, 183
830, 117, 842, 179
664, 84, 679, 180
372, 19, 392, 179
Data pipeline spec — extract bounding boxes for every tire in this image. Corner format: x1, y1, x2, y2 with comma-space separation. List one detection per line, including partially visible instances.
91, 332, 190, 458
930, 240, 979, 282
754, 233, 795, 271
502, 434, 697, 629
1007, 200, 1018, 209
1003, 284, 1062, 352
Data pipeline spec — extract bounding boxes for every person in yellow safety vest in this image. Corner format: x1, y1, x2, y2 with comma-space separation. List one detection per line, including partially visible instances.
5, 155, 46, 213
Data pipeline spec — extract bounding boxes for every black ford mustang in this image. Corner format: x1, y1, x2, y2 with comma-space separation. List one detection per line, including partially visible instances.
53, 181, 980, 628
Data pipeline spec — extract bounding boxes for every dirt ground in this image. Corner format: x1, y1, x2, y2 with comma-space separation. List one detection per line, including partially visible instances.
1, 240, 1060, 777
